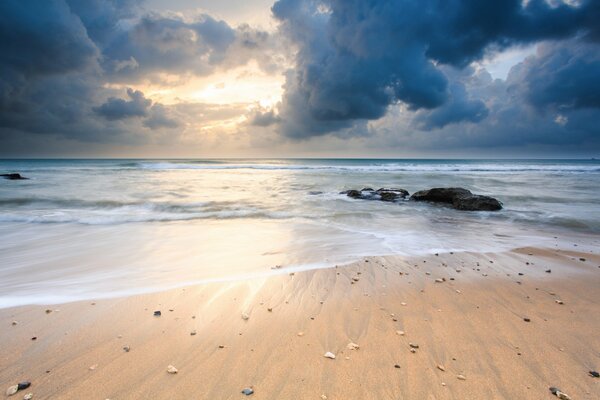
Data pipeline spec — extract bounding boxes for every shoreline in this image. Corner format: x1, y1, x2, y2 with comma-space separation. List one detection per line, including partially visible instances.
1, 247, 599, 399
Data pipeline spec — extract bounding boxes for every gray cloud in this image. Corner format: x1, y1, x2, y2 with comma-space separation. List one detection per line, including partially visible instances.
271, 0, 600, 139
94, 88, 151, 120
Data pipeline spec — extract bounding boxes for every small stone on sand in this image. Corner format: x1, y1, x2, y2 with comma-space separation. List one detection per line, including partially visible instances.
241, 388, 254, 395
457, 374, 467, 380
396, 330, 405, 336
523, 317, 531, 322
6, 385, 18, 396
324, 352, 336, 359
555, 300, 564, 305
89, 364, 98, 370
190, 330, 197, 336
437, 364, 446, 371
409, 343, 419, 349
589, 370, 599, 378
241, 313, 249, 320
394, 364, 401, 369
23, 394, 33, 400
347, 342, 359, 350
11, 321, 17, 326
153, 311, 161, 316
167, 365, 178, 374
297, 332, 304, 336
123, 346, 130, 352
549, 387, 572, 400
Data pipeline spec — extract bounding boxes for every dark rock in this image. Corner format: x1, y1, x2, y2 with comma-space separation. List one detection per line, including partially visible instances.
153, 310, 161, 316
394, 364, 401, 369
410, 187, 502, 211
453, 194, 503, 211
410, 187, 472, 203
590, 370, 599, 378
523, 317, 531, 322
241, 388, 254, 395
17, 382, 31, 390
342, 187, 409, 202
1, 173, 28, 180
545, 269, 552, 273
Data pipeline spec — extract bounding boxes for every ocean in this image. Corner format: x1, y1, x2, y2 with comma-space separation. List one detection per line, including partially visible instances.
1, 158, 599, 307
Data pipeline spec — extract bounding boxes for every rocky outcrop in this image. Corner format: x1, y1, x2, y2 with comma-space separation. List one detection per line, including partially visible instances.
410, 187, 502, 211
341, 187, 409, 202
1, 173, 28, 180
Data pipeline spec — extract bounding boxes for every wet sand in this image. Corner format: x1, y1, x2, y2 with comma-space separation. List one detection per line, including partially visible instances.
1, 247, 599, 399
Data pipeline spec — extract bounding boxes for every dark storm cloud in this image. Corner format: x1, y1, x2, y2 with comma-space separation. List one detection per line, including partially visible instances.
94, 88, 151, 120
272, 0, 600, 139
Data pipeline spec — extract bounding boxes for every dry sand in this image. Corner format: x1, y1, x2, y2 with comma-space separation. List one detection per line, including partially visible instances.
1, 247, 599, 399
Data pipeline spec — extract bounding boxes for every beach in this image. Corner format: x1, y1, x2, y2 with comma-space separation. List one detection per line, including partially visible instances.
2, 246, 599, 399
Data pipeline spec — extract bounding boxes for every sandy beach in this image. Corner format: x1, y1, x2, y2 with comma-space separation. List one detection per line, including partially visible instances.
1, 246, 599, 399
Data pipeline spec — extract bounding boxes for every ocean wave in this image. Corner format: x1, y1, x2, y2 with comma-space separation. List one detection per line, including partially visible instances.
134, 161, 600, 173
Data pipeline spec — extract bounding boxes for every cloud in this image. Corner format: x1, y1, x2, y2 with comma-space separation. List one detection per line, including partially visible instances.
144, 103, 180, 129
271, 0, 600, 138
94, 88, 151, 120
249, 108, 281, 127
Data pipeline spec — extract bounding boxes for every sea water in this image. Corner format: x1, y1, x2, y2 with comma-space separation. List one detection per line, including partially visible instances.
1, 158, 599, 307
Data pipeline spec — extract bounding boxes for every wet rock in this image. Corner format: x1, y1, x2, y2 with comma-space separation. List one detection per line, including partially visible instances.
341, 187, 409, 202
17, 383, 30, 391
153, 311, 161, 317
589, 370, 599, 378
1, 173, 28, 180
241, 388, 254, 396
167, 365, 178, 374
410, 187, 502, 211
549, 387, 572, 399
324, 352, 336, 359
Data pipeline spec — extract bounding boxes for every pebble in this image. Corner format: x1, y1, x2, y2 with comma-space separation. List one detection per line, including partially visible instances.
555, 300, 564, 305
401, 302, 407, 306
435, 278, 444, 283
549, 387, 571, 400
437, 364, 446, 372
89, 364, 98, 371
267, 308, 273, 312
396, 330, 405, 336
45, 309, 52, 314
410, 348, 416, 353
589, 370, 600, 378
546, 269, 552, 273
457, 374, 467, 380
241, 313, 249, 320
123, 346, 130, 352
409, 343, 419, 349
241, 388, 254, 395
523, 317, 531, 322
190, 330, 197, 336
347, 342, 360, 350
297, 332, 304, 337
323, 352, 336, 359
6, 385, 18, 396
218, 345, 225, 349
153, 311, 161, 316
394, 364, 401, 369
321, 395, 327, 400
167, 365, 178, 374
23, 394, 33, 400
11, 321, 17, 326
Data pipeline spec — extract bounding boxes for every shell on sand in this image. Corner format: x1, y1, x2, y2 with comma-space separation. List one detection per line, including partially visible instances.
167, 365, 178, 374
323, 352, 336, 359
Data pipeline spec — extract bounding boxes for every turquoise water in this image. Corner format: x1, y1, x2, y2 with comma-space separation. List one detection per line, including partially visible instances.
1, 158, 599, 307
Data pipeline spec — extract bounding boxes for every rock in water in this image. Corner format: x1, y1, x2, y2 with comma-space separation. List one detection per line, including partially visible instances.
410, 187, 502, 211
323, 352, 336, 359
1, 173, 28, 180
6, 385, 18, 396
347, 342, 359, 350
341, 187, 409, 202
167, 365, 178, 374
241, 388, 254, 395
549, 387, 572, 400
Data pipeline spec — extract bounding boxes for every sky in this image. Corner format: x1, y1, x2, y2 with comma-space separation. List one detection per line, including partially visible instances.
0, 0, 599, 158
